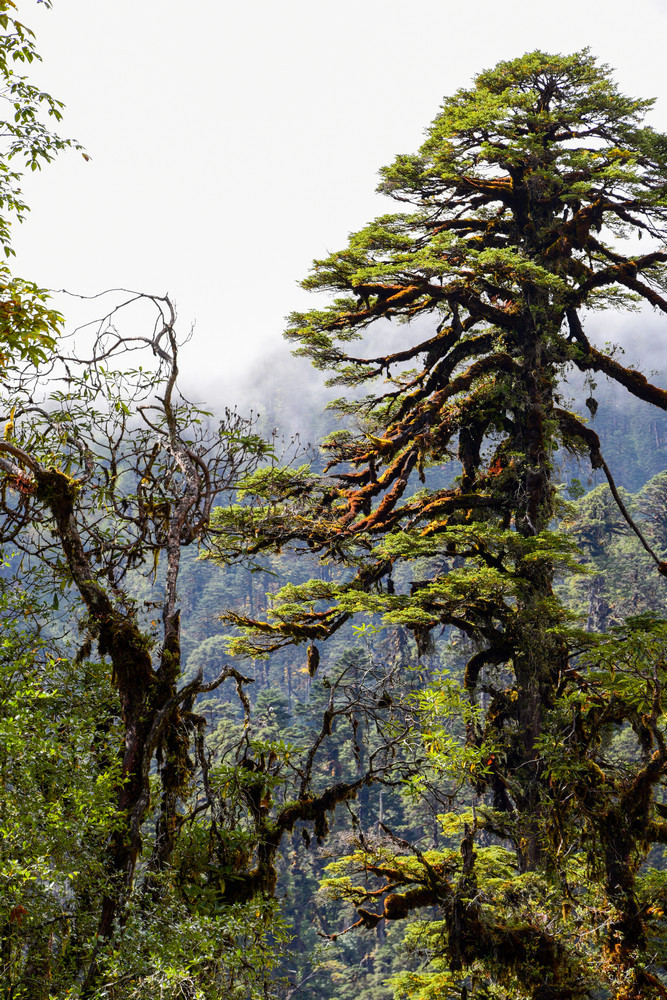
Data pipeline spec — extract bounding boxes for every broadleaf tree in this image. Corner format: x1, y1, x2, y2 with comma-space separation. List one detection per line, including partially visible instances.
0, 290, 283, 995
0, 0, 80, 367
212, 51, 667, 998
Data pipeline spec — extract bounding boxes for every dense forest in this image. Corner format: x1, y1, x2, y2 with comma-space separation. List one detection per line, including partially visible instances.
3, 5, 667, 1000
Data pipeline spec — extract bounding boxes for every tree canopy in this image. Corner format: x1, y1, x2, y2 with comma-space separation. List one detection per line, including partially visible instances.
211, 50, 667, 999
219, 49, 667, 629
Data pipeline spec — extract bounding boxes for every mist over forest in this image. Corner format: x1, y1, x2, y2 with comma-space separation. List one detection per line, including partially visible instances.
179, 304, 667, 495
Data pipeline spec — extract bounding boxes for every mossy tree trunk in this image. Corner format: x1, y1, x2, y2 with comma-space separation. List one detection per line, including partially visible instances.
211, 51, 667, 992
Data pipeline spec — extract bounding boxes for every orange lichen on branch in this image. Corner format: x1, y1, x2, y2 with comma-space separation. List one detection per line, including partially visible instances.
225, 612, 332, 641
326, 283, 428, 329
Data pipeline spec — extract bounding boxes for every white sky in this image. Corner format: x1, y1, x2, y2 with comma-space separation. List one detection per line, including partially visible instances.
11, 0, 667, 398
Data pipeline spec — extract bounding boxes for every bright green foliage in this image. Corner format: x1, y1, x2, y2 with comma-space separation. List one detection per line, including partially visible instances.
96, 896, 289, 1000
314, 614, 667, 1000
0, 276, 62, 366
0, 576, 119, 996
0, 1, 78, 239
210, 51, 667, 999
0, 575, 288, 1000
215, 48, 667, 654
0, 1, 80, 367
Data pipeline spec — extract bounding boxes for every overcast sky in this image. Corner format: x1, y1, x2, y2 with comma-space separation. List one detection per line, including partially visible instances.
11, 0, 667, 397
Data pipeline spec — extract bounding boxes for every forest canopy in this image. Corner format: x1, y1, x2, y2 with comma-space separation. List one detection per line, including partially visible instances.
3, 21, 667, 1000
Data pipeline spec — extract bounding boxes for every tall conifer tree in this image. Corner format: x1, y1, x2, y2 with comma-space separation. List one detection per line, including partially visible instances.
216, 51, 667, 996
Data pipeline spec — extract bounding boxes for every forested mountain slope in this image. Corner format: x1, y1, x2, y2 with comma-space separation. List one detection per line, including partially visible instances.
4, 35, 667, 1000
